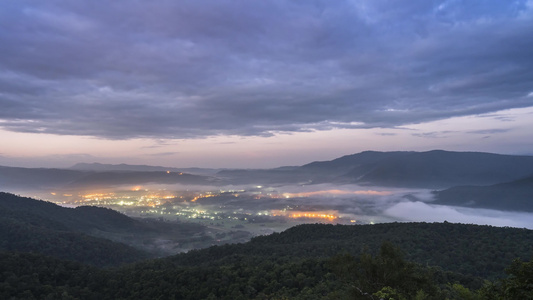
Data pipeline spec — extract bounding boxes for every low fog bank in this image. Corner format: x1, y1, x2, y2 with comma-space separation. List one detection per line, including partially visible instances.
6, 181, 532, 230
384, 201, 533, 229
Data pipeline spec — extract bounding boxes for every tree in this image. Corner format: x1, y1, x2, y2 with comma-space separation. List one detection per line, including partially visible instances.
479, 258, 533, 299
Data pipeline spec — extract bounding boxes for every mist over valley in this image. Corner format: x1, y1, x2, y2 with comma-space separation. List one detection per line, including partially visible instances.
3, 150, 533, 252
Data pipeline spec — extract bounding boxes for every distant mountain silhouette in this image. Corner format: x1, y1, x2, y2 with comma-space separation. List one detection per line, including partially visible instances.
0, 165, 217, 190
433, 175, 533, 212
301, 150, 412, 176
217, 152, 413, 184
4, 150, 533, 189
66, 170, 217, 188
71, 162, 219, 175
349, 150, 533, 188
0, 166, 87, 189
219, 150, 533, 188
216, 168, 314, 184
298, 151, 414, 183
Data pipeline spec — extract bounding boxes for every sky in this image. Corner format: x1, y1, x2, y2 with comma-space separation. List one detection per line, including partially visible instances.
1, 0, 533, 169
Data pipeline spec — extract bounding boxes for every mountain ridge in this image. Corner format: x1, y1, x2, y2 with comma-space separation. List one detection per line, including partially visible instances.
0, 165, 216, 190
70, 162, 220, 175
4, 150, 533, 190
217, 150, 533, 188
433, 174, 533, 212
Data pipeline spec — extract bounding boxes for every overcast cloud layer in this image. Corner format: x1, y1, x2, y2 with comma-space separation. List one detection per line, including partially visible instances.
1, 0, 533, 139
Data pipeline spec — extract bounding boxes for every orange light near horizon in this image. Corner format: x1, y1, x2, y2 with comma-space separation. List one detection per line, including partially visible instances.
290, 212, 337, 220
190, 193, 216, 202
83, 193, 112, 199
271, 210, 338, 221
132, 186, 142, 191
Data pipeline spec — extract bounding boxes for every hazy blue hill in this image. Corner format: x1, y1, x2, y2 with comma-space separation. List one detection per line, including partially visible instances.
216, 168, 314, 184
0, 165, 217, 190
433, 175, 533, 212
71, 162, 220, 175
218, 150, 533, 187
6, 150, 533, 189
350, 150, 533, 188
66, 170, 215, 188
71, 162, 183, 172
217, 151, 413, 184
0, 192, 149, 266
301, 150, 411, 175
0, 166, 87, 189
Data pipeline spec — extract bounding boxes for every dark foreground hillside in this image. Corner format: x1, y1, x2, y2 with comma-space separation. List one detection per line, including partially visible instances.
175, 222, 533, 279
1, 192, 532, 299
1, 222, 532, 299
0, 192, 150, 266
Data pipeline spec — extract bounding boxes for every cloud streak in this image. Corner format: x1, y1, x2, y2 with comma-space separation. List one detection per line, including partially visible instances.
1, 0, 533, 139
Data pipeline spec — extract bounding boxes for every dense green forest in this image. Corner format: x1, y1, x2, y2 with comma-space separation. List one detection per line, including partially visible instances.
1, 222, 532, 299
1, 241, 531, 299
1, 193, 532, 299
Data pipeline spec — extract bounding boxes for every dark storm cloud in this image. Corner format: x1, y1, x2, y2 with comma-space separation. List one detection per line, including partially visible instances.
1, 0, 533, 139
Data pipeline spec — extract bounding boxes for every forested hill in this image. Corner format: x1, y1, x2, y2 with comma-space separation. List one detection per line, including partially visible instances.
2, 193, 532, 298
1, 222, 532, 299
0, 192, 150, 266
2, 190, 531, 275
170, 222, 533, 279
0, 192, 147, 233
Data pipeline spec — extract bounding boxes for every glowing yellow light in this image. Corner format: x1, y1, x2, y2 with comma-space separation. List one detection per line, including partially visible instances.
274, 210, 337, 221
190, 193, 217, 202
166, 171, 170, 174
